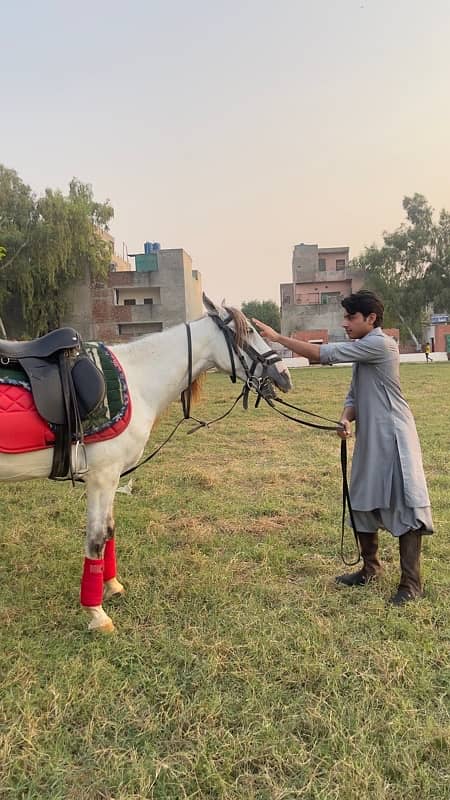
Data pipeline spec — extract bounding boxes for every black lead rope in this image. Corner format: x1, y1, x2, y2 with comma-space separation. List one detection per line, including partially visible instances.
264, 396, 338, 431
340, 439, 361, 566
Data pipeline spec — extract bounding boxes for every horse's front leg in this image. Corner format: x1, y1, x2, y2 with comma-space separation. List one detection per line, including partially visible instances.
103, 502, 125, 603
80, 480, 119, 633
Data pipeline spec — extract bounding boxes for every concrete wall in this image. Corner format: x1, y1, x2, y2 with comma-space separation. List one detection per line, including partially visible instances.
182, 255, 203, 321
281, 301, 348, 341
116, 287, 161, 304
292, 328, 329, 344
292, 243, 318, 281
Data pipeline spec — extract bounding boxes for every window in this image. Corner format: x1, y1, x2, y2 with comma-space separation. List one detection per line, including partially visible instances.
318, 258, 326, 271
321, 292, 341, 305
143, 298, 153, 305
282, 295, 291, 305
336, 259, 346, 270
124, 298, 136, 306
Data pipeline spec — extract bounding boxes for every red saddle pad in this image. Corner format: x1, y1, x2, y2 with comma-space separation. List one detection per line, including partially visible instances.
0, 365, 132, 454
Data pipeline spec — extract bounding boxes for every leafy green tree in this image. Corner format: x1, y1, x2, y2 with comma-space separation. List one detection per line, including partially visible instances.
352, 194, 450, 347
241, 299, 281, 331
0, 166, 114, 336
0, 166, 36, 297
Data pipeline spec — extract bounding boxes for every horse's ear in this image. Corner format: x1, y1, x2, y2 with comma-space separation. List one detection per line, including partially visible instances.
203, 293, 220, 315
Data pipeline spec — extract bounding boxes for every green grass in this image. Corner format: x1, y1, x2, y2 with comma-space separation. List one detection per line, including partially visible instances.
0, 364, 449, 799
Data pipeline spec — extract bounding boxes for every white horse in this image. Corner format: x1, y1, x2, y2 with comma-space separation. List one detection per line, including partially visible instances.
0, 295, 291, 632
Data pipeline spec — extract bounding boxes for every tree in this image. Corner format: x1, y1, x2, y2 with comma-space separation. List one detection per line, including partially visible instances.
352, 194, 450, 347
241, 299, 281, 331
0, 166, 114, 337
0, 166, 36, 295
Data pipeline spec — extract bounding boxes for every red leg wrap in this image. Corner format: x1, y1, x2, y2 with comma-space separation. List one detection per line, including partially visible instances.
103, 538, 117, 582
80, 558, 104, 606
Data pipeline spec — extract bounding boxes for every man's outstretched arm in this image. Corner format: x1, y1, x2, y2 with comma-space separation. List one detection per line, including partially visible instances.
252, 318, 321, 362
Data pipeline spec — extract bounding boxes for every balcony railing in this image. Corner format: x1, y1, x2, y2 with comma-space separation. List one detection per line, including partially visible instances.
114, 303, 163, 322
295, 294, 344, 306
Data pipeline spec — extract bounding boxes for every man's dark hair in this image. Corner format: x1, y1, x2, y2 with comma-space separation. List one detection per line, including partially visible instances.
341, 290, 384, 327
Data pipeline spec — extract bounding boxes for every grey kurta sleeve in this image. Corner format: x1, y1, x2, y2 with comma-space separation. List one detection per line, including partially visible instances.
319, 335, 388, 365
344, 374, 355, 408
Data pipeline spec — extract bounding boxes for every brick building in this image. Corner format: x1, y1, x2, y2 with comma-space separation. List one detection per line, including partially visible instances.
280, 243, 365, 343
63, 242, 203, 343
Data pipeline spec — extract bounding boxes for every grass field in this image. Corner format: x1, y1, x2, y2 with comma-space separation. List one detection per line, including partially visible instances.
0, 363, 449, 800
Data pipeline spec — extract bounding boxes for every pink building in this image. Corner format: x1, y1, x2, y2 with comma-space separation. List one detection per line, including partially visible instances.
280, 243, 364, 343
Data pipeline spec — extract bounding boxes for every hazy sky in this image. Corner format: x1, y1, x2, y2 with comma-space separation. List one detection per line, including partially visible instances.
2, 0, 450, 307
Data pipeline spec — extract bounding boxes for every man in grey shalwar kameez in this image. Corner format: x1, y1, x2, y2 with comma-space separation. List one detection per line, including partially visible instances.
253, 290, 433, 605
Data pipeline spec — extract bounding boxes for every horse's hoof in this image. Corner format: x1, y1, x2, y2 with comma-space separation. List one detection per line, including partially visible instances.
84, 605, 115, 633
89, 618, 116, 634
103, 578, 125, 602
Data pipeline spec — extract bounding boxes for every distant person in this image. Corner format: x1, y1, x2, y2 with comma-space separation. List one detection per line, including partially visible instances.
253, 290, 433, 605
425, 342, 432, 363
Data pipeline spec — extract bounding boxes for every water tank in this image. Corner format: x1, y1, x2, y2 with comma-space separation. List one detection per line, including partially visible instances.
144, 241, 152, 255
152, 242, 161, 251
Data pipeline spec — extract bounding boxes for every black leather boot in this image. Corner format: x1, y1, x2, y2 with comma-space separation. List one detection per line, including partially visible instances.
390, 530, 424, 605
335, 532, 382, 586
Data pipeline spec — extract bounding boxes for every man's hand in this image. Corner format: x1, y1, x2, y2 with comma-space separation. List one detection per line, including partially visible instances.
252, 318, 280, 342
337, 419, 352, 440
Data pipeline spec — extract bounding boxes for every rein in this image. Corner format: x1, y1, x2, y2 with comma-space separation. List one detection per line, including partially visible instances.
120, 316, 360, 566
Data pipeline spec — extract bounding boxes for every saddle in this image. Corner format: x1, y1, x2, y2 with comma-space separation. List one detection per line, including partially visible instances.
0, 327, 106, 480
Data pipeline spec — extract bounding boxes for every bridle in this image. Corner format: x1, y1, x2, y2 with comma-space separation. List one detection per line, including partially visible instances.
203, 311, 283, 405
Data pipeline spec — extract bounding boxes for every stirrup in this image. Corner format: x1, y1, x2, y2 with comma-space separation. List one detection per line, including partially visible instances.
73, 441, 88, 476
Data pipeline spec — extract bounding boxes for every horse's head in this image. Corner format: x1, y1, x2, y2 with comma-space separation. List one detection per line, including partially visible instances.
203, 294, 292, 394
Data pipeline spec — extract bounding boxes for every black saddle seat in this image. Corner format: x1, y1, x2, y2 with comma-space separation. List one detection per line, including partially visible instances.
0, 328, 80, 361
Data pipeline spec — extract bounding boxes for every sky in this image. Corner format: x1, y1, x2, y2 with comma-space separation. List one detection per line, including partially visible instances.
2, 0, 450, 307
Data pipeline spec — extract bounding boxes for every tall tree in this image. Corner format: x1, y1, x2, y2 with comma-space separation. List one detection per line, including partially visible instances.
0, 166, 114, 336
241, 299, 281, 330
0, 166, 36, 294
352, 194, 450, 347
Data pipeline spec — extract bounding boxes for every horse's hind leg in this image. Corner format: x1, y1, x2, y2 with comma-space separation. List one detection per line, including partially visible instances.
80, 479, 119, 633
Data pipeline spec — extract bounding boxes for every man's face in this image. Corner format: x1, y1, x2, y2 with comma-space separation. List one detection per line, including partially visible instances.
342, 311, 376, 339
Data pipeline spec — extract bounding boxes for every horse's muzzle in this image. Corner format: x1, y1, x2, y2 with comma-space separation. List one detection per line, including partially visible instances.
266, 363, 292, 393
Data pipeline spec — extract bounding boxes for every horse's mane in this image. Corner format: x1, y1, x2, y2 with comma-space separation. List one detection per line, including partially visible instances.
188, 307, 247, 403
223, 306, 249, 349
190, 373, 205, 404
